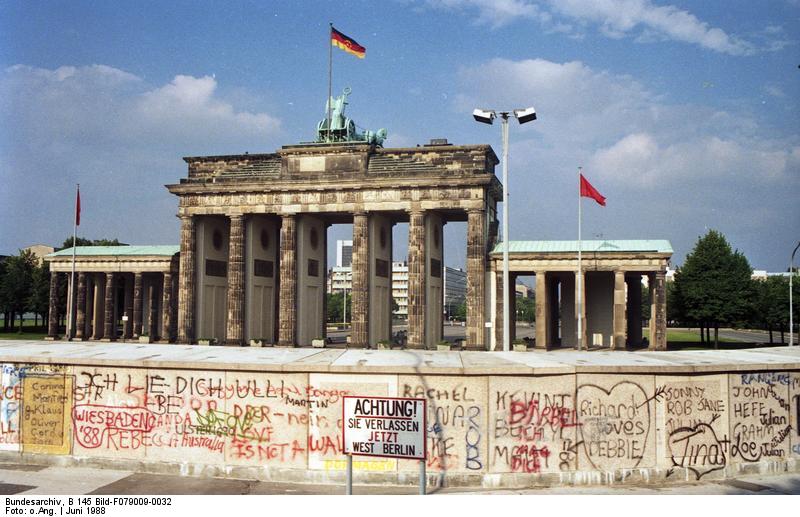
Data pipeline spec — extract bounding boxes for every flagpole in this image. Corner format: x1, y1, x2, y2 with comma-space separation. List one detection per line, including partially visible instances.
577, 167, 583, 351
327, 22, 333, 143
67, 184, 79, 340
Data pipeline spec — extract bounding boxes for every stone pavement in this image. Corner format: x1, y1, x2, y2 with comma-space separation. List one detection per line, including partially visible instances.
0, 462, 798, 495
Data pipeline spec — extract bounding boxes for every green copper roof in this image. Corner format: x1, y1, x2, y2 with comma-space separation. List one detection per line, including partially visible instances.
491, 240, 673, 254
48, 245, 179, 257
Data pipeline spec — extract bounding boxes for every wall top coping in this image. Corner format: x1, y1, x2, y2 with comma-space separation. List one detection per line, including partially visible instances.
0, 341, 797, 376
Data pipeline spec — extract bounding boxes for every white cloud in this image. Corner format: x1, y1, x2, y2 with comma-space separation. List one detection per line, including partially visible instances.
418, 0, 773, 55
423, 0, 545, 28
0, 64, 282, 252
590, 133, 795, 187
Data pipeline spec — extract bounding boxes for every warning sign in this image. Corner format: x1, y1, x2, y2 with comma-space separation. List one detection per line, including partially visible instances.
342, 396, 426, 460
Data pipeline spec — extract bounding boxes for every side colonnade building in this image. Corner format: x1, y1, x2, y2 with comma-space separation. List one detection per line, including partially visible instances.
44, 142, 671, 351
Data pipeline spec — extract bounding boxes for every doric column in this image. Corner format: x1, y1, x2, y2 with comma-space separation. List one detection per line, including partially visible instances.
133, 272, 143, 338
225, 214, 246, 346
494, 271, 504, 347
612, 270, 626, 350
351, 212, 369, 347
92, 275, 104, 340
148, 284, 158, 339
651, 270, 667, 351
123, 274, 133, 339
278, 214, 297, 346
535, 271, 548, 349
466, 209, 486, 350
574, 271, 586, 350
46, 272, 59, 338
177, 215, 196, 343
161, 272, 174, 342
407, 210, 426, 348
75, 272, 87, 340
103, 272, 115, 340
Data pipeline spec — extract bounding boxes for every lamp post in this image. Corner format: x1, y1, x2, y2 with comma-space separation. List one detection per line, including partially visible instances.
791, 241, 799, 346
473, 107, 537, 352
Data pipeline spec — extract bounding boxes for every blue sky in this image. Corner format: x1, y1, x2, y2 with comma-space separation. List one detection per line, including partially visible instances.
1, 0, 798, 271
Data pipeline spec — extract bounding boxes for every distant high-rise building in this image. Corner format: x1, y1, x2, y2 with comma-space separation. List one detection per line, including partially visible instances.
336, 240, 353, 267
443, 266, 467, 318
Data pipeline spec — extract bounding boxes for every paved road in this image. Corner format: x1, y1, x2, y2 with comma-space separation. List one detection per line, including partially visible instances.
1, 462, 798, 495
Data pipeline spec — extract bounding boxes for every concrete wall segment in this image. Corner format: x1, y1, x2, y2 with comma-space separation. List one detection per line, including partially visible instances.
0, 342, 799, 487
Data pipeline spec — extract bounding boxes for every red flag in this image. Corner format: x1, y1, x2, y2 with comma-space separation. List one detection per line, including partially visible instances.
580, 174, 606, 206
75, 186, 81, 226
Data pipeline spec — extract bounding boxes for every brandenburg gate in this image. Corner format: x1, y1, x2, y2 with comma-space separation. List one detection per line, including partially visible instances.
167, 140, 501, 350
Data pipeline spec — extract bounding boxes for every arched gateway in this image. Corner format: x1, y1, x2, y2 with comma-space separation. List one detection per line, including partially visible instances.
166, 141, 502, 349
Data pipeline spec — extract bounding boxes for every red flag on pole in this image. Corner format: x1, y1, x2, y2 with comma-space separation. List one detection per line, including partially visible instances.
580, 174, 606, 206
75, 186, 81, 226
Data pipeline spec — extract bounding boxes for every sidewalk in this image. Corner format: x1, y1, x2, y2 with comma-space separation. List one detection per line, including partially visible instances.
1, 462, 798, 495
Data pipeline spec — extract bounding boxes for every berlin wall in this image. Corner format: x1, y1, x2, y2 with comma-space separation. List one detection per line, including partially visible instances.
1, 361, 798, 487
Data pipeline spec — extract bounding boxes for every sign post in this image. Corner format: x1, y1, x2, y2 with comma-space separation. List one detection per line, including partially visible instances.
342, 396, 427, 495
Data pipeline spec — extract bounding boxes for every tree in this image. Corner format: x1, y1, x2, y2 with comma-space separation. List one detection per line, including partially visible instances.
0, 250, 37, 332
326, 292, 352, 324
453, 300, 467, 321
27, 261, 51, 329
673, 230, 755, 348
754, 276, 790, 344
516, 296, 535, 324
59, 236, 125, 250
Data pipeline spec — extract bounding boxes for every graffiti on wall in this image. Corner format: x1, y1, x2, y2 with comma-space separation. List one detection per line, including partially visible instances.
1, 364, 21, 450
1, 362, 797, 478
661, 378, 728, 480
20, 364, 72, 455
400, 378, 485, 472
577, 379, 658, 471
489, 376, 579, 474
729, 372, 792, 463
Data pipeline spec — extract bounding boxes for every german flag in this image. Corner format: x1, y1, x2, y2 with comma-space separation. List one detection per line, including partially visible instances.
331, 27, 365, 59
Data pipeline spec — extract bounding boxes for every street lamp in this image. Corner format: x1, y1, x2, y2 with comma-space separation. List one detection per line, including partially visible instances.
791, 241, 799, 346
473, 107, 537, 352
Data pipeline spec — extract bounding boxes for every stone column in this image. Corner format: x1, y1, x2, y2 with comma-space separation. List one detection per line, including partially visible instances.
626, 274, 642, 347
75, 272, 87, 340
466, 209, 486, 350
494, 271, 504, 347
278, 214, 297, 346
148, 284, 158, 339
91, 274, 103, 340
351, 212, 369, 347
612, 270, 626, 350
161, 272, 174, 342
535, 271, 548, 349
225, 214, 245, 346
574, 271, 586, 350
177, 215, 196, 344
103, 272, 115, 340
133, 272, 143, 338
407, 210, 426, 348
46, 272, 59, 338
651, 270, 667, 351
123, 275, 133, 339
510, 274, 518, 344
